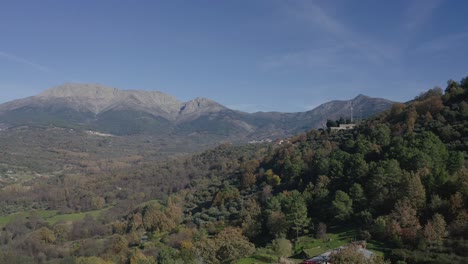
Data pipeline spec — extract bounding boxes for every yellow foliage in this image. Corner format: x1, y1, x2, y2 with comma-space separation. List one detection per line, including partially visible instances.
180, 240, 194, 250
75, 256, 113, 264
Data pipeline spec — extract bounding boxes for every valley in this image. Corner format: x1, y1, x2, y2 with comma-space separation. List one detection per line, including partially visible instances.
0, 78, 466, 264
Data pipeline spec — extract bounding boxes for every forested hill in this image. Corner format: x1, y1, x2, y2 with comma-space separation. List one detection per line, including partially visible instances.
0, 77, 467, 264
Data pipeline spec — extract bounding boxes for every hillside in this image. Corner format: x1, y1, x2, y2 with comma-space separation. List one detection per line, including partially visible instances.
0, 77, 466, 264
0, 83, 394, 138
0, 84, 395, 176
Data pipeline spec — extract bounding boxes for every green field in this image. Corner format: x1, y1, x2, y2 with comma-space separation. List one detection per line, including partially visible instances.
237, 257, 271, 264
236, 253, 278, 264
294, 229, 359, 257
0, 208, 109, 227
45, 208, 106, 224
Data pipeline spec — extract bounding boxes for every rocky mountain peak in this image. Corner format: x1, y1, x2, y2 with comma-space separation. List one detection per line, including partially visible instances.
178, 97, 227, 117
36, 83, 186, 116
353, 94, 369, 100
39, 83, 119, 99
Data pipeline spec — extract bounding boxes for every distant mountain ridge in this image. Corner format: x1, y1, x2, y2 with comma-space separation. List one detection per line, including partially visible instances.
0, 83, 395, 139
3, 83, 225, 121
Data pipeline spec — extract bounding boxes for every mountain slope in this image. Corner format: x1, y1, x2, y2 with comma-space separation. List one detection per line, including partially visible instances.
289, 94, 393, 130
0, 83, 395, 138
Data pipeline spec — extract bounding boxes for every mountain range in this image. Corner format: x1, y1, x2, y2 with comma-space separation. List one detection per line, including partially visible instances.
0, 83, 395, 139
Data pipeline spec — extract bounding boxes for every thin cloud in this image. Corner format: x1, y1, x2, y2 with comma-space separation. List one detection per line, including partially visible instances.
259, 45, 350, 73
262, 1, 400, 73
405, 0, 443, 31
299, 2, 400, 62
0, 51, 54, 74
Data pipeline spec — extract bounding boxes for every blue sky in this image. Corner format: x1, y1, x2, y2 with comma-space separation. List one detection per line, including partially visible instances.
0, 0, 467, 112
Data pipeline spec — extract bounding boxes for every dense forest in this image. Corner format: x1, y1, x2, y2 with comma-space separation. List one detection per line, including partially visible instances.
0, 77, 467, 264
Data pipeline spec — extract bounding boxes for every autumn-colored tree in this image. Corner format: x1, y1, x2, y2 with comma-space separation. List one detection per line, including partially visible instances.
142, 201, 181, 233
128, 213, 143, 232
240, 172, 256, 189
212, 187, 240, 207
35, 227, 56, 244
214, 227, 255, 264
108, 235, 128, 255
239, 198, 262, 239
265, 169, 281, 187
391, 101, 406, 115
129, 249, 153, 264
196, 227, 255, 264
403, 173, 426, 209
267, 211, 288, 237
388, 200, 421, 243
423, 213, 447, 247
75, 256, 114, 264
53, 222, 70, 242
240, 159, 259, 174
103, 234, 129, 263
449, 192, 464, 215
405, 107, 418, 133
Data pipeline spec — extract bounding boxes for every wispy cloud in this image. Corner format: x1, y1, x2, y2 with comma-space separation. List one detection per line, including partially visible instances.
260, 1, 400, 73
404, 0, 443, 31
292, 2, 400, 63
0, 51, 54, 74
259, 45, 347, 72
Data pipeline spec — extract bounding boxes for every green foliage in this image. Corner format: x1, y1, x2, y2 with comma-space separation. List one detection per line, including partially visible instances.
265, 169, 281, 187
140, 200, 182, 233
271, 237, 293, 258
196, 227, 255, 264
157, 247, 186, 264
333, 190, 354, 221
266, 190, 310, 239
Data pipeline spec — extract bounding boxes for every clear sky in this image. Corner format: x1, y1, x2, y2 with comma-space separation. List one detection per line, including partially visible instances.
0, 0, 467, 112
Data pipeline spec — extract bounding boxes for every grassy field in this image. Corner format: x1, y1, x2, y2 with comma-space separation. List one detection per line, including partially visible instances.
236, 254, 280, 264
45, 208, 106, 224
236, 257, 270, 264
294, 228, 359, 257
0, 213, 25, 227
0, 207, 109, 227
